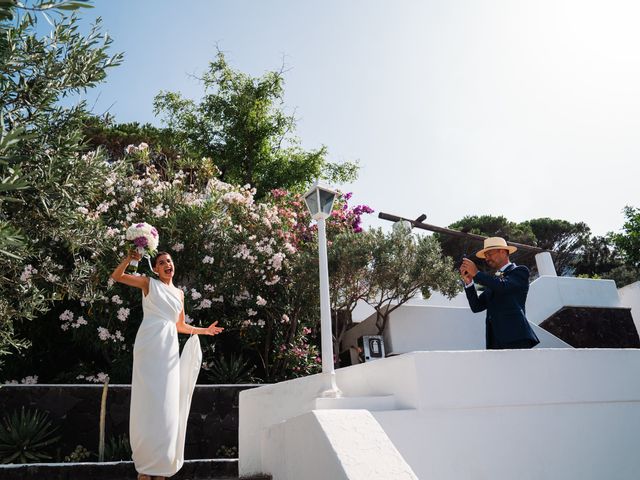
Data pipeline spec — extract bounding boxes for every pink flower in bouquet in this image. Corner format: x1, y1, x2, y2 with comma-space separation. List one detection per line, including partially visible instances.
134, 236, 148, 248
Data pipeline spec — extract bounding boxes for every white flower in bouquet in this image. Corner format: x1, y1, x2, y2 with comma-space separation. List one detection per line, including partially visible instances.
124, 222, 160, 273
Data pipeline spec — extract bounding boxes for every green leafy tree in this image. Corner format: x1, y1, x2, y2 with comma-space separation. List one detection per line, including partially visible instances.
81, 116, 179, 165
572, 235, 639, 287
291, 225, 460, 365
153, 51, 358, 197
611, 206, 640, 270
604, 265, 640, 288
573, 235, 620, 277
436, 215, 537, 272
364, 227, 460, 335
0, 0, 121, 365
0, 126, 29, 258
436, 215, 595, 277
522, 218, 591, 276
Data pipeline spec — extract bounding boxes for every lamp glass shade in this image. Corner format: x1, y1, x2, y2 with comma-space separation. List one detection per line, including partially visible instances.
304, 183, 337, 219
319, 189, 335, 216
304, 190, 320, 216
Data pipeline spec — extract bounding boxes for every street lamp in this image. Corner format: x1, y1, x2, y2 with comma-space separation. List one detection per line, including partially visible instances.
304, 181, 342, 398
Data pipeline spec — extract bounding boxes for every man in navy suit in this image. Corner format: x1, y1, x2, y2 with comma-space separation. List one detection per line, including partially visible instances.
460, 237, 540, 350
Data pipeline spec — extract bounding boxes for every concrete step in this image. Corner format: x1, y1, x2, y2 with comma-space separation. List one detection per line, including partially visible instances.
0, 458, 270, 480
315, 394, 396, 411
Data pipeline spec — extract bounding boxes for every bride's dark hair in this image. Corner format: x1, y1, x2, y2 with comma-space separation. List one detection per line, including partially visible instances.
151, 252, 171, 268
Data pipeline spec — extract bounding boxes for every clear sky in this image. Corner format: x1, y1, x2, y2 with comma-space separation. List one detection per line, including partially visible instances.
69, 0, 638, 236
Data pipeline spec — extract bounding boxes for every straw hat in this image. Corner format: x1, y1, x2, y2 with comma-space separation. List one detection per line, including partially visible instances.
476, 237, 517, 259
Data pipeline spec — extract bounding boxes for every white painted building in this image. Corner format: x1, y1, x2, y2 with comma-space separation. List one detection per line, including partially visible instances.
619, 281, 640, 335
342, 255, 633, 358
239, 254, 640, 479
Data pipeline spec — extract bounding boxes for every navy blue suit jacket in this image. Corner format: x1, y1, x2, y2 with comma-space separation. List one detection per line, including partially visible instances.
464, 264, 540, 349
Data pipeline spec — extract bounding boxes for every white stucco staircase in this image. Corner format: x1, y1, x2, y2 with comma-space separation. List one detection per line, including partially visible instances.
315, 394, 396, 411
240, 348, 640, 480
239, 254, 640, 479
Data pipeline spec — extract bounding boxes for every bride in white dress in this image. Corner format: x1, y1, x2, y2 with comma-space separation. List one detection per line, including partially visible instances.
111, 250, 223, 480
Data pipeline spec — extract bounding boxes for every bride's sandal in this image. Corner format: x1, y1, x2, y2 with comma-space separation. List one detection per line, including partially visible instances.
137, 475, 152, 480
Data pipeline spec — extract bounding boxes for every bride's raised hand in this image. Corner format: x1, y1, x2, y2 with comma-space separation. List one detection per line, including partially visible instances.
204, 321, 224, 336
110, 249, 150, 293
128, 249, 143, 261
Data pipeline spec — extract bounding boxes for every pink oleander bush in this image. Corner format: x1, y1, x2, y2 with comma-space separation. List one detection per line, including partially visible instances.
5, 144, 374, 383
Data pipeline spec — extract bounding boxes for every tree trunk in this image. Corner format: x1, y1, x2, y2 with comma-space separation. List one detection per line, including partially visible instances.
332, 309, 352, 367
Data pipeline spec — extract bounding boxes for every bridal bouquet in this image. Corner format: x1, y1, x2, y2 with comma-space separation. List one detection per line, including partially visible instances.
125, 222, 159, 274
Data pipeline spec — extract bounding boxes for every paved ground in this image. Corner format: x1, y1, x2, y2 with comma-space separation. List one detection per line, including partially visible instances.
0, 458, 271, 480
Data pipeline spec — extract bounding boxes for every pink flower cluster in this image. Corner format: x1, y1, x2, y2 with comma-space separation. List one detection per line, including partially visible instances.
97, 326, 125, 342
59, 310, 88, 331
76, 372, 109, 384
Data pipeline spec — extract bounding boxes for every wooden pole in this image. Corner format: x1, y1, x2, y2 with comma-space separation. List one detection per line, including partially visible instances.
378, 212, 547, 254
98, 378, 109, 462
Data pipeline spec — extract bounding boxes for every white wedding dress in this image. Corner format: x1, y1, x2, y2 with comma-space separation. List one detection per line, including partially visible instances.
130, 277, 202, 477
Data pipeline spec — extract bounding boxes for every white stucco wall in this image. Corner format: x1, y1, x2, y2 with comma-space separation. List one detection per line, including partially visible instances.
342, 276, 629, 355
240, 349, 640, 479
341, 303, 569, 358
351, 291, 470, 323
527, 276, 622, 325
384, 305, 484, 352
263, 410, 417, 480
374, 403, 638, 479
619, 281, 640, 335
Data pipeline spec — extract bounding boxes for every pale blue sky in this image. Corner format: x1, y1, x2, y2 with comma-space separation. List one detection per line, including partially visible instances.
69, 0, 639, 236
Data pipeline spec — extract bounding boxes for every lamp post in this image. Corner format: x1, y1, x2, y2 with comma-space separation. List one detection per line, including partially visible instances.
304, 181, 342, 398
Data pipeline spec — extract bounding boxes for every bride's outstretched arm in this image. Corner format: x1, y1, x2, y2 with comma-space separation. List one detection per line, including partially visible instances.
110, 251, 150, 292
175, 291, 224, 336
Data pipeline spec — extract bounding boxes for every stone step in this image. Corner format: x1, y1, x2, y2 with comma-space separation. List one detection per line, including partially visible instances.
315, 394, 397, 411
0, 458, 270, 480
0, 385, 259, 461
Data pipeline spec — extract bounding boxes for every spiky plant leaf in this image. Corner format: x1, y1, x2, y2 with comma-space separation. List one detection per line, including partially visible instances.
0, 407, 61, 464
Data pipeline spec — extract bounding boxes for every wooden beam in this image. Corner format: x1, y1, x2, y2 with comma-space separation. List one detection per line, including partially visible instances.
378, 212, 547, 254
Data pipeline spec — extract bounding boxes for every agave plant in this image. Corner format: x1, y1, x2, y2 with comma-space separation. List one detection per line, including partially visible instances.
0, 407, 61, 464
204, 353, 256, 384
